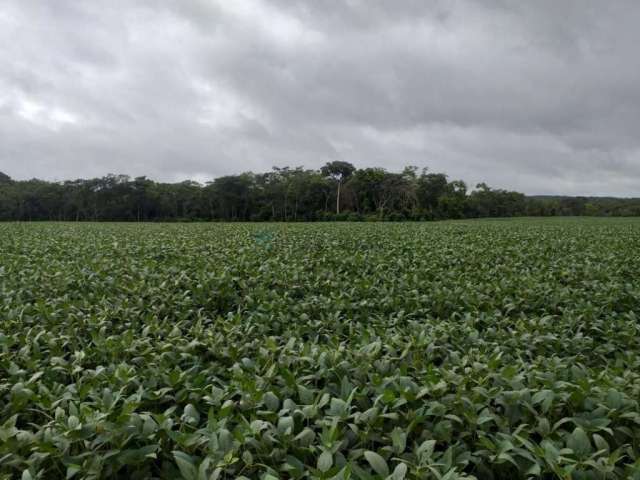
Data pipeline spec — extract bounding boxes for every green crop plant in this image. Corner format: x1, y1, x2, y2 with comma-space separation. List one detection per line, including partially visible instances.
1, 218, 639, 479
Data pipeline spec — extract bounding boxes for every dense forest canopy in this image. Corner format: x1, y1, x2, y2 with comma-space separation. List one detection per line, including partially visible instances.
0, 164, 639, 221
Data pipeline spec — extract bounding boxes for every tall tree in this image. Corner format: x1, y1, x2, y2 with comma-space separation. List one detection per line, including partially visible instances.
321, 161, 355, 214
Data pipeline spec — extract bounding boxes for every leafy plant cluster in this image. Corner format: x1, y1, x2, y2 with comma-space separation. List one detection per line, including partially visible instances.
1, 218, 640, 479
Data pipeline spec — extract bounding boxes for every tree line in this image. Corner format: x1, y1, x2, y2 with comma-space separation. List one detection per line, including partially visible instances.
0, 164, 639, 221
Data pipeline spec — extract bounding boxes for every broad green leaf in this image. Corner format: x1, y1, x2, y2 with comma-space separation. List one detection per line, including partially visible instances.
318, 450, 333, 473
567, 427, 592, 458
364, 451, 389, 477
173, 451, 198, 480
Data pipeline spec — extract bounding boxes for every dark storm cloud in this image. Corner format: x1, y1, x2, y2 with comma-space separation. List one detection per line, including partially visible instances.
1, 0, 639, 195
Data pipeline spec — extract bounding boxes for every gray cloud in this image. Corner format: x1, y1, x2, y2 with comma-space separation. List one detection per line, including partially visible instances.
1, 0, 639, 195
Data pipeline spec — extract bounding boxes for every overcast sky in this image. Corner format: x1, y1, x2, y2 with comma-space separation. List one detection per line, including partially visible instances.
1, 1, 639, 195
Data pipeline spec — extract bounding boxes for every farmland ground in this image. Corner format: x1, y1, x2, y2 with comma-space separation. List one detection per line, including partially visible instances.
1, 218, 639, 479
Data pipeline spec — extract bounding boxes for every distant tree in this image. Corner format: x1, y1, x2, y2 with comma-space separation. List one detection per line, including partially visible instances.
208, 173, 254, 220
132, 176, 152, 221
321, 161, 355, 214
346, 167, 386, 214
584, 202, 598, 216
416, 171, 449, 218
468, 183, 527, 217
438, 180, 468, 219
0, 171, 11, 184
559, 197, 587, 216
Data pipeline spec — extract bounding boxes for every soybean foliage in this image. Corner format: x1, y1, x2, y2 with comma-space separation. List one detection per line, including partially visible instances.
1, 219, 640, 479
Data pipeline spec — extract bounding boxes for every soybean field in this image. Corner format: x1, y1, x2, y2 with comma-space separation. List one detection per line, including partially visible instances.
1, 218, 640, 479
